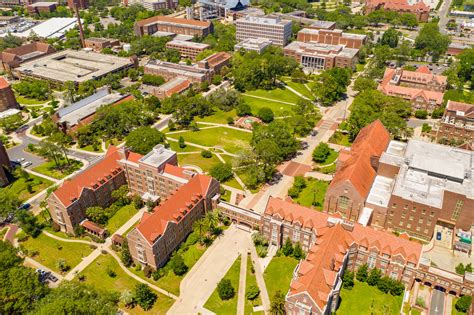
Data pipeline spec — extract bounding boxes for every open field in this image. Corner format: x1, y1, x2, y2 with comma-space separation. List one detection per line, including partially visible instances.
33, 159, 83, 179
245, 87, 302, 104
242, 95, 294, 117
178, 153, 221, 173
2, 169, 53, 201
106, 204, 137, 234
264, 256, 299, 302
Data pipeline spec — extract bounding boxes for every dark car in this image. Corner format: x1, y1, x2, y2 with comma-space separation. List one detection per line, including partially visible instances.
48, 274, 58, 283
18, 203, 31, 210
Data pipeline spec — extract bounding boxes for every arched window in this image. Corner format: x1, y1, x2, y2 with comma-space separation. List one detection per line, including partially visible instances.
339, 196, 350, 210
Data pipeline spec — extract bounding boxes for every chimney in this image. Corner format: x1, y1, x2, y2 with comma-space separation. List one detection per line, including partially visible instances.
74, 4, 85, 48
118, 146, 131, 160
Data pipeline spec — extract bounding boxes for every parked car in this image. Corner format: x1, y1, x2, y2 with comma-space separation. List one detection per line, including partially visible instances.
20, 161, 32, 168
18, 203, 31, 210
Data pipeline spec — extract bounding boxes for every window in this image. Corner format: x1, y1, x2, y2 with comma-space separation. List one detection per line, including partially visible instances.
409, 215, 414, 221
401, 212, 406, 219
368, 253, 377, 268
339, 196, 350, 210
293, 229, 300, 242
392, 203, 397, 208
451, 200, 464, 221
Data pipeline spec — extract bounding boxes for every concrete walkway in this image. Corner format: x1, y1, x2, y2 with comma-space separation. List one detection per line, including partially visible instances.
249, 238, 271, 311
24, 256, 63, 288
242, 94, 297, 106
237, 252, 248, 315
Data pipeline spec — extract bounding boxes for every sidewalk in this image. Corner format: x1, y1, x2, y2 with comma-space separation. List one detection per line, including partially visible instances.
236, 252, 248, 315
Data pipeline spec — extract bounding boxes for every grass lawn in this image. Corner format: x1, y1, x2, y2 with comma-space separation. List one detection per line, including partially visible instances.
78, 143, 104, 153
317, 148, 338, 166
242, 95, 295, 118
0, 227, 7, 240
282, 78, 315, 100
196, 109, 237, 125
79, 253, 174, 314
356, 64, 366, 72
294, 178, 329, 210
106, 204, 137, 234
33, 159, 83, 179
220, 154, 235, 166
245, 254, 263, 314
329, 131, 352, 147
167, 127, 251, 154
167, 140, 202, 153
15, 95, 48, 105
19, 231, 94, 273
264, 256, 299, 302
205, 255, 241, 314
178, 153, 221, 173
336, 281, 402, 315
2, 169, 53, 202
222, 175, 243, 190
105, 138, 124, 149
221, 189, 231, 202
245, 87, 302, 104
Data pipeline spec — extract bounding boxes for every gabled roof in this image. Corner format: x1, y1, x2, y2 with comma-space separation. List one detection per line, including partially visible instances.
0, 77, 10, 89
0, 42, 55, 63
446, 100, 474, 118
51, 146, 123, 207
366, 0, 429, 12
328, 120, 390, 198
136, 174, 214, 244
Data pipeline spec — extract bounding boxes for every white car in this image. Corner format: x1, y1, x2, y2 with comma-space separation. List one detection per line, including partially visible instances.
21, 161, 32, 168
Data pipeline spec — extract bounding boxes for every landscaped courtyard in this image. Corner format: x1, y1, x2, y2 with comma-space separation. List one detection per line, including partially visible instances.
106, 204, 138, 234
204, 255, 241, 314
32, 158, 83, 179
18, 231, 94, 273
336, 281, 403, 315
78, 252, 175, 314
263, 256, 299, 302
1, 169, 53, 201
294, 179, 329, 210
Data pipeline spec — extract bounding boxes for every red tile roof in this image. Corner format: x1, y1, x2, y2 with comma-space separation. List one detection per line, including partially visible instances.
366, 0, 429, 12
52, 146, 123, 207
328, 120, 390, 198
0, 77, 10, 89
446, 100, 474, 118
163, 164, 189, 178
136, 174, 214, 244
268, 197, 423, 310
203, 51, 232, 68
80, 220, 106, 235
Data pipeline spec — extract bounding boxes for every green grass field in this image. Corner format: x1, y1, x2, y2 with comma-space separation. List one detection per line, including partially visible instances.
167, 140, 202, 153
282, 79, 315, 100
222, 175, 243, 190
33, 159, 83, 179
19, 232, 94, 273
79, 253, 174, 314
78, 143, 104, 153
242, 95, 295, 118
178, 153, 221, 173
245, 87, 303, 104
106, 204, 137, 234
2, 170, 53, 201
167, 127, 251, 154
205, 255, 241, 314
15, 95, 48, 105
329, 131, 352, 147
336, 281, 403, 315
245, 254, 263, 314
196, 109, 237, 125
294, 179, 329, 210
264, 256, 299, 302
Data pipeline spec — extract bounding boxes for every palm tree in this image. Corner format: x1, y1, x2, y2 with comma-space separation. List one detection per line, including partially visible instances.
193, 219, 206, 244
205, 210, 219, 233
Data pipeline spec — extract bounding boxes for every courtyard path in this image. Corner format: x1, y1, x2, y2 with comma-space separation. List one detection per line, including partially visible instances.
242, 93, 297, 106
236, 252, 248, 315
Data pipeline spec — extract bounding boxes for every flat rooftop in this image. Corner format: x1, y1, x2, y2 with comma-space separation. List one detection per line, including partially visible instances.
16, 49, 133, 83
285, 41, 359, 58
237, 15, 291, 26
139, 144, 176, 168
310, 20, 336, 29
382, 140, 474, 208
16, 17, 78, 39
57, 88, 127, 126
366, 175, 394, 208
299, 28, 367, 40
145, 59, 209, 79
235, 38, 273, 50
166, 40, 210, 49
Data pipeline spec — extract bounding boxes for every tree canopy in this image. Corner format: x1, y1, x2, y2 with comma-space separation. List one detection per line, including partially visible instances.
415, 23, 450, 60
125, 127, 166, 155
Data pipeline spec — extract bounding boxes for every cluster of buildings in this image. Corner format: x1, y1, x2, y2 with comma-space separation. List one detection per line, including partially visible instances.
134, 16, 213, 37
364, 0, 430, 22
0, 0, 88, 9
378, 66, 447, 111
123, 0, 178, 11
432, 100, 474, 149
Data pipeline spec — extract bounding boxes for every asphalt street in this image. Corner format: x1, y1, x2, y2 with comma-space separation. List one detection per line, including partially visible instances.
430, 288, 445, 315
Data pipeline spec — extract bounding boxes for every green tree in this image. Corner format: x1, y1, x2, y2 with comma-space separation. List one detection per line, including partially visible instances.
257, 107, 274, 123
293, 242, 304, 259
415, 23, 450, 60
236, 103, 252, 116
16, 210, 41, 237
415, 109, 428, 119
342, 271, 355, 289
86, 206, 108, 225
381, 28, 400, 48
111, 185, 130, 206
121, 241, 133, 267
356, 264, 369, 282
270, 290, 286, 315
400, 13, 418, 29
170, 254, 188, 276
246, 285, 260, 300
312, 142, 330, 163
455, 263, 465, 275
353, 76, 378, 92
458, 48, 474, 82
134, 283, 157, 311
209, 163, 233, 182
455, 295, 472, 313
142, 74, 165, 87
0, 190, 21, 221
125, 127, 166, 155
282, 237, 294, 256
178, 136, 186, 148
367, 267, 382, 286
217, 278, 235, 300
0, 241, 23, 271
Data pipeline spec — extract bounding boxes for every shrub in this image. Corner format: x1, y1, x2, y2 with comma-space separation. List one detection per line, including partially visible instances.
312, 142, 330, 163
78, 274, 86, 281
227, 116, 234, 125
257, 107, 274, 123
152, 269, 164, 281
342, 271, 354, 289
252, 232, 268, 247
421, 123, 432, 133
178, 136, 186, 148
376, 276, 391, 293
134, 264, 142, 272
367, 268, 382, 286
134, 283, 157, 311
415, 109, 428, 119
56, 259, 70, 272
143, 265, 153, 278
106, 267, 117, 278
142, 74, 165, 87
415, 297, 426, 308
455, 295, 472, 313
246, 285, 260, 300
121, 242, 133, 267
455, 263, 465, 275
293, 242, 304, 259
256, 244, 268, 258
282, 238, 293, 256
201, 150, 212, 158
52, 222, 61, 232
170, 254, 188, 276
217, 279, 235, 300
287, 187, 300, 198
120, 289, 135, 308
210, 163, 233, 182
356, 264, 368, 282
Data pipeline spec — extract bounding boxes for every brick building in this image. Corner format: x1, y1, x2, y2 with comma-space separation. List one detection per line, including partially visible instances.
144, 59, 212, 84
297, 28, 367, 49
0, 42, 56, 73
324, 120, 391, 222
262, 197, 423, 314
0, 77, 19, 113
124, 0, 178, 11
153, 77, 191, 100
67, 0, 88, 9
283, 41, 360, 71
433, 100, 474, 147
127, 173, 220, 268
118, 144, 198, 202
134, 16, 213, 37
378, 66, 447, 111
236, 15, 292, 47
84, 38, 120, 52
364, 0, 430, 22
27, 2, 57, 15
47, 146, 127, 234
197, 51, 232, 74
165, 40, 210, 60
365, 139, 474, 241
234, 38, 272, 54
0, 140, 10, 186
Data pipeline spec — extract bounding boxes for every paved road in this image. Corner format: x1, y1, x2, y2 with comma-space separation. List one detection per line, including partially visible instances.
438, 0, 453, 34
430, 289, 445, 315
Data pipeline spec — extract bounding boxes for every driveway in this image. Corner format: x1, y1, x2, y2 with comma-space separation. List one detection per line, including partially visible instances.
168, 225, 253, 314
430, 288, 445, 315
